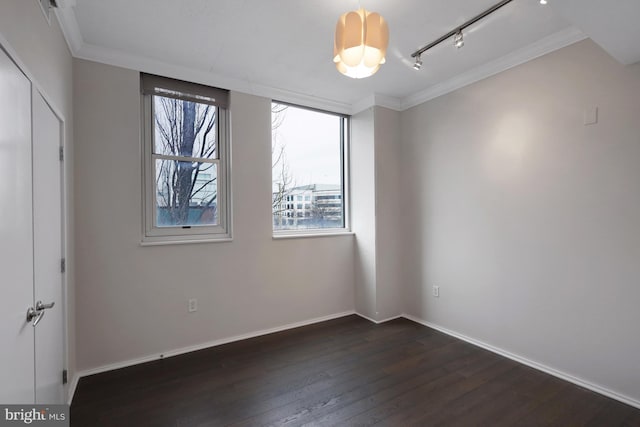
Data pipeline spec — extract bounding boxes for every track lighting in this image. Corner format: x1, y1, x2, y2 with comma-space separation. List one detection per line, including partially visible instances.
453, 30, 464, 49
410, 0, 515, 69
413, 55, 423, 70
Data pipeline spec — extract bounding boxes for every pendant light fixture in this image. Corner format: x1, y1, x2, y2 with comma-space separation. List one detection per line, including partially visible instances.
333, 8, 389, 79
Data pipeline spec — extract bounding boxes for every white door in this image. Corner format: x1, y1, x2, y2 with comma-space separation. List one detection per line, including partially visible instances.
0, 48, 35, 403
32, 92, 65, 404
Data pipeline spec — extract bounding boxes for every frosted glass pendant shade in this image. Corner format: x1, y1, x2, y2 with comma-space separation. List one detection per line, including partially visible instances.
333, 8, 389, 79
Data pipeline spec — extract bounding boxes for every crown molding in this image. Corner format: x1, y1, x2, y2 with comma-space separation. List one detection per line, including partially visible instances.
401, 26, 587, 110
72, 41, 353, 114
54, 6, 585, 115
53, 3, 353, 114
53, 6, 83, 54
352, 93, 404, 115
249, 83, 354, 115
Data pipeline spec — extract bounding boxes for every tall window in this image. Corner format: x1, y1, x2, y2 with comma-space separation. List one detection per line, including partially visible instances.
142, 74, 231, 243
272, 102, 349, 233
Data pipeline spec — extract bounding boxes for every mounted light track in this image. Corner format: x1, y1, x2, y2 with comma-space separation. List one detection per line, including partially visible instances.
410, 0, 518, 68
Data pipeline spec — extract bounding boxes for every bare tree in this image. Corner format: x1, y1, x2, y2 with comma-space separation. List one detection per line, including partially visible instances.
154, 100, 292, 227
271, 103, 293, 213
154, 97, 218, 225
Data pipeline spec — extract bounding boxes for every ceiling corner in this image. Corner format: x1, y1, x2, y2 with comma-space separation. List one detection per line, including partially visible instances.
54, 6, 83, 55
352, 93, 403, 116
550, 0, 640, 66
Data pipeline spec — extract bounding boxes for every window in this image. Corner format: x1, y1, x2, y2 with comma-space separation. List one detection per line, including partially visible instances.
272, 102, 349, 233
142, 74, 231, 243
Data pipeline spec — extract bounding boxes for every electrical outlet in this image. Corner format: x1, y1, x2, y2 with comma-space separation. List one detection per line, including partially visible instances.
188, 298, 198, 313
433, 286, 440, 298
584, 106, 598, 126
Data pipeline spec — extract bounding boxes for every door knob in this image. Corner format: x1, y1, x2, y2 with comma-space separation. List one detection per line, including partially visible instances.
26, 307, 38, 323
26, 306, 45, 327
36, 301, 55, 311
26, 301, 55, 327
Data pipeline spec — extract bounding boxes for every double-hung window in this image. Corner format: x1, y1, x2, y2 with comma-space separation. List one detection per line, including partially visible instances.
142, 74, 231, 243
271, 102, 349, 235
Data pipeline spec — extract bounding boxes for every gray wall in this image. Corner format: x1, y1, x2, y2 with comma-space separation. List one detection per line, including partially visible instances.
73, 59, 355, 371
401, 39, 640, 403
374, 107, 402, 320
0, 0, 75, 400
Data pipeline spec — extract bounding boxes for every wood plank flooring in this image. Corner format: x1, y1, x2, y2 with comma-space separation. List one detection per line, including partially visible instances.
70, 315, 640, 426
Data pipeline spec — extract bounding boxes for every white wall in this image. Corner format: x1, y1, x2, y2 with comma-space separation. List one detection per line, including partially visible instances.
73, 59, 355, 372
0, 0, 75, 399
351, 108, 377, 319
351, 106, 403, 322
401, 39, 640, 404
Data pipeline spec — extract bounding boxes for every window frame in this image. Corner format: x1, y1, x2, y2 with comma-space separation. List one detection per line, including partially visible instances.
271, 101, 351, 238
141, 74, 232, 244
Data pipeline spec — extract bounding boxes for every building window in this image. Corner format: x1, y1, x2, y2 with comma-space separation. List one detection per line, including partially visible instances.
142, 73, 231, 243
272, 102, 349, 233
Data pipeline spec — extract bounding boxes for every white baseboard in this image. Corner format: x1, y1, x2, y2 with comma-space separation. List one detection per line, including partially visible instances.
71, 310, 356, 402
67, 373, 80, 405
355, 312, 403, 324
402, 313, 640, 410
68, 310, 640, 411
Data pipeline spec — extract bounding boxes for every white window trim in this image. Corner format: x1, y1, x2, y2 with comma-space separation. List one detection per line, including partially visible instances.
273, 231, 355, 240
141, 87, 232, 244
272, 102, 351, 238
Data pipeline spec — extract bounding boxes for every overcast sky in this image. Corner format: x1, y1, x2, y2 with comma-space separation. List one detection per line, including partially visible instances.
272, 104, 342, 191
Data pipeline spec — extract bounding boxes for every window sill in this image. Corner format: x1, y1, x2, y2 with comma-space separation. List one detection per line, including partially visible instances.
273, 231, 355, 240
140, 237, 233, 246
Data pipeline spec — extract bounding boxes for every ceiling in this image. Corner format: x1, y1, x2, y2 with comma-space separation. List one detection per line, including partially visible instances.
54, 1, 640, 114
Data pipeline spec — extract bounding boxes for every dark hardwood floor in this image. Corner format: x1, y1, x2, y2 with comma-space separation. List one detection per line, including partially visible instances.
71, 315, 640, 426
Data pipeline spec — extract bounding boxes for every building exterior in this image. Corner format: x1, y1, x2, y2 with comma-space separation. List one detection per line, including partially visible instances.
273, 184, 343, 230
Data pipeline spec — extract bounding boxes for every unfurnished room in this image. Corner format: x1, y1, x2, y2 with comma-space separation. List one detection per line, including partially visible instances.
1, 0, 640, 426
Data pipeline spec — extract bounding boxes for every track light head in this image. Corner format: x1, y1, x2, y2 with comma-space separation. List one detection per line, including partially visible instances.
454, 30, 464, 49
413, 55, 423, 70
539, 0, 547, 4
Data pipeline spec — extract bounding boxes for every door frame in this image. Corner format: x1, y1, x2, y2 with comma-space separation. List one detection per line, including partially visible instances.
0, 34, 71, 403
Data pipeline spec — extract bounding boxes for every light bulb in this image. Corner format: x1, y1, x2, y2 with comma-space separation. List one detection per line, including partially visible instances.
454, 30, 464, 49
413, 56, 423, 70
